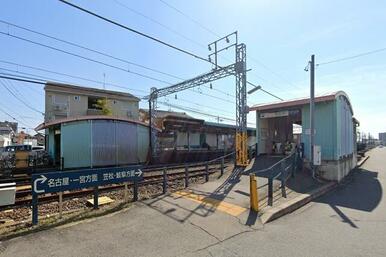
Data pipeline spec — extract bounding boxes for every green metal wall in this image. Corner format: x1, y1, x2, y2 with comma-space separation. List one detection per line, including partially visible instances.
61, 120, 92, 169
137, 125, 149, 163
301, 101, 337, 160
47, 128, 55, 159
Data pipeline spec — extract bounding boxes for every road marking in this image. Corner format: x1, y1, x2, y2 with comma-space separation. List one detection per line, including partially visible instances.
172, 191, 247, 217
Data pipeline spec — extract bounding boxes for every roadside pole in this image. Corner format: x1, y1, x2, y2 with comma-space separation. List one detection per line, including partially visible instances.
310, 54, 315, 177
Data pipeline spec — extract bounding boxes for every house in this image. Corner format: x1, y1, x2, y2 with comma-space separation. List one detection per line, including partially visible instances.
0, 121, 17, 147
44, 82, 140, 122
250, 91, 359, 181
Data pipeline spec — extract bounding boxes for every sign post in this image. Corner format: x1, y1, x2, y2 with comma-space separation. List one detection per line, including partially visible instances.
31, 165, 143, 225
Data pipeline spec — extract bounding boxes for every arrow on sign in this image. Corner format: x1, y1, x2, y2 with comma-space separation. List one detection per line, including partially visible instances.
33, 175, 47, 194
135, 169, 142, 177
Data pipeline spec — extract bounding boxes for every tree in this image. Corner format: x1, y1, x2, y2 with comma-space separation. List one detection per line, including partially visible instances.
94, 98, 112, 116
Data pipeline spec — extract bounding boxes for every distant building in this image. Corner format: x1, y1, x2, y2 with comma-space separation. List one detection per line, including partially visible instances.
0, 121, 17, 147
0, 121, 18, 134
0, 135, 12, 147
44, 82, 140, 122
379, 132, 386, 145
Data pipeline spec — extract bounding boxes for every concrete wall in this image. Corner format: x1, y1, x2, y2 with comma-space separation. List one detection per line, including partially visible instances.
317, 154, 357, 181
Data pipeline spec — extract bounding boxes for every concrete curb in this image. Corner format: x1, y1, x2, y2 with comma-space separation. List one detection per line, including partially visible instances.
260, 181, 337, 224
357, 155, 370, 167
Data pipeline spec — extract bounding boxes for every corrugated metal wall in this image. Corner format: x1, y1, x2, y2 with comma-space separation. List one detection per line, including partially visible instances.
92, 120, 117, 167
337, 96, 354, 157
61, 120, 91, 168
116, 121, 138, 165
60, 120, 149, 169
137, 125, 149, 162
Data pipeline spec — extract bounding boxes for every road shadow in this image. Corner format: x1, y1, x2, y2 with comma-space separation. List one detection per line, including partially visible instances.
313, 167, 382, 228
144, 166, 245, 223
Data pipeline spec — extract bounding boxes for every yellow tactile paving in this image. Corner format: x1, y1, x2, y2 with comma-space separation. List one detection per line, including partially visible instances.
172, 191, 247, 217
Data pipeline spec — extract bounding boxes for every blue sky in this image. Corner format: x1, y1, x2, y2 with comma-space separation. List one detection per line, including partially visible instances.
0, 0, 385, 137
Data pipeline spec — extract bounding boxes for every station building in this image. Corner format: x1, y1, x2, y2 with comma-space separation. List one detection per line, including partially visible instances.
250, 91, 359, 181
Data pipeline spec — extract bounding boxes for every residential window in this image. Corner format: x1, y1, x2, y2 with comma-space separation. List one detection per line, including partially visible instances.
88, 96, 102, 110
53, 94, 68, 105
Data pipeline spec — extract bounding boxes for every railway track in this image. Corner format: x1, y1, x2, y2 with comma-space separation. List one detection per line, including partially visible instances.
1, 161, 232, 209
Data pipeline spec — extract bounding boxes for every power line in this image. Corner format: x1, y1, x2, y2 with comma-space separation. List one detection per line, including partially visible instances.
0, 70, 147, 100
317, 46, 386, 66
0, 32, 173, 85
0, 104, 34, 129
59, 0, 210, 64
0, 60, 148, 93
0, 62, 233, 102
156, 1, 286, 100
158, 0, 220, 38
0, 19, 185, 81
0, 74, 46, 85
0, 28, 235, 100
60, 0, 283, 101
248, 56, 303, 91
112, 0, 206, 49
0, 79, 44, 115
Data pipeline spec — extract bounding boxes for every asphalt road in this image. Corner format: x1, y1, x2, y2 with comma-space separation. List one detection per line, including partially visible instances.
1, 147, 385, 257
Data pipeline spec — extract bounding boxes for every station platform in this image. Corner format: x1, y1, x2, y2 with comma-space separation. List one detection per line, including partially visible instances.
144, 155, 325, 238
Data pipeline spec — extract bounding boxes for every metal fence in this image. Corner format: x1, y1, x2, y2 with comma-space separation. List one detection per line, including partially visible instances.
252, 151, 299, 206
160, 152, 235, 194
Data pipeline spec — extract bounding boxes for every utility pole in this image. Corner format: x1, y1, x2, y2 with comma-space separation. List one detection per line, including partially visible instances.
310, 54, 315, 177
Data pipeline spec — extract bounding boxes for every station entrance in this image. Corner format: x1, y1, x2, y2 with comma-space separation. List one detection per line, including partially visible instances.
257, 109, 302, 156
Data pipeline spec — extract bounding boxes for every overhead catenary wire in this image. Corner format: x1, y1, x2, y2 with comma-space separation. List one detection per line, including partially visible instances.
59, 0, 210, 64
157, 0, 288, 99
112, 0, 207, 49
0, 19, 185, 81
0, 31, 175, 85
59, 0, 283, 101
158, 101, 256, 126
0, 61, 233, 102
158, 0, 220, 38
0, 26, 235, 100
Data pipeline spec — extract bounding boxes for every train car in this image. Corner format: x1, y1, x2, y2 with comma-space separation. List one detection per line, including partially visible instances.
35, 116, 153, 170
